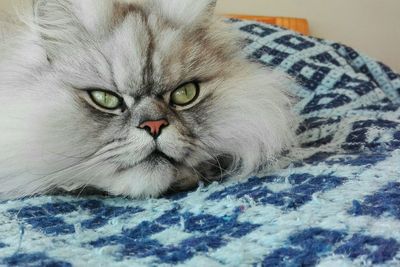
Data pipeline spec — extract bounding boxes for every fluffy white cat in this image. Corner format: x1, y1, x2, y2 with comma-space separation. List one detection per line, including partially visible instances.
0, 0, 296, 199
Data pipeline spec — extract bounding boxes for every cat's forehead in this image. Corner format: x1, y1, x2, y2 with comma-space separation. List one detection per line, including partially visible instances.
102, 3, 195, 97
62, 0, 236, 98
112, 2, 147, 26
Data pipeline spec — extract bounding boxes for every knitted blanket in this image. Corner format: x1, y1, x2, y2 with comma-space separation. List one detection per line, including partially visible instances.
1, 20, 400, 267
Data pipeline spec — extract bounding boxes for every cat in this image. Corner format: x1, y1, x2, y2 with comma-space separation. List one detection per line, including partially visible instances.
0, 0, 296, 199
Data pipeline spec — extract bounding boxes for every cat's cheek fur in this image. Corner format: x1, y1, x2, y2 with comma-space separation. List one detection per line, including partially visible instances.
0, 77, 115, 193
199, 67, 296, 178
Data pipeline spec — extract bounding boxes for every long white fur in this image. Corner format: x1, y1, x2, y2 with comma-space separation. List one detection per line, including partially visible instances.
0, 0, 296, 199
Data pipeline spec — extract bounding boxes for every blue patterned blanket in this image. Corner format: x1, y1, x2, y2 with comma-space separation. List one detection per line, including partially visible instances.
1, 20, 400, 267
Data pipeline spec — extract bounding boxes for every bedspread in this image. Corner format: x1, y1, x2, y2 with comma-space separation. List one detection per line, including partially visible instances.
1, 20, 400, 267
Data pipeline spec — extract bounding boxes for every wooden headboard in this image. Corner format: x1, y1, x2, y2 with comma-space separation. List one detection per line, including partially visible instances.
225, 15, 310, 36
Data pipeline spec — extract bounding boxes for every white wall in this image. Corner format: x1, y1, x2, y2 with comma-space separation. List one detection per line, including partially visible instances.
1, 0, 399, 71
216, 0, 400, 72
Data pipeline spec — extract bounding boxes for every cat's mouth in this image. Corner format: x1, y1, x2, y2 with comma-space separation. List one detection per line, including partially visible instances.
146, 150, 177, 165
116, 149, 176, 173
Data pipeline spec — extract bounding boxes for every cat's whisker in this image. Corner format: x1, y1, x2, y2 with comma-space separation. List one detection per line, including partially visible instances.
26, 151, 113, 197
76, 166, 105, 198
186, 162, 213, 184
26, 140, 128, 178
41, 149, 94, 161
195, 141, 238, 180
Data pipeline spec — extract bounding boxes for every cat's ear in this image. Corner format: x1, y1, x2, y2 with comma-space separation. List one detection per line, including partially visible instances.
32, 0, 85, 60
155, 0, 217, 25
32, 0, 113, 60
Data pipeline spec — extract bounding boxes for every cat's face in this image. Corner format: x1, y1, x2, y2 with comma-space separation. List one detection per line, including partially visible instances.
0, 0, 295, 198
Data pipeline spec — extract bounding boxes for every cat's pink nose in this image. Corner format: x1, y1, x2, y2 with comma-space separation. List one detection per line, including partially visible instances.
139, 119, 169, 138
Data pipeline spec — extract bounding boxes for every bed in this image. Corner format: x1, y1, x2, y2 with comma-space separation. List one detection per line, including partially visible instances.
1, 18, 400, 266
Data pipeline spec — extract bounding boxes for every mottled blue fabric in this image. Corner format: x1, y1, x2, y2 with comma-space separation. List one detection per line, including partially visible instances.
1, 20, 400, 266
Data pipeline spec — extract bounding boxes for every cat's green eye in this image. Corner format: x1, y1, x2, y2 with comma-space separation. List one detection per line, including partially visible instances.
89, 90, 121, 110
170, 82, 199, 106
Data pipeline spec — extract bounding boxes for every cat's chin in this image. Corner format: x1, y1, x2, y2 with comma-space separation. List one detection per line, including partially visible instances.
83, 164, 196, 198
105, 159, 177, 198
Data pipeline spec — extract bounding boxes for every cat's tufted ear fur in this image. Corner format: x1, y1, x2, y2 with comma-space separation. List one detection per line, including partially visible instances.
32, 0, 218, 60
152, 0, 217, 25
33, 0, 82, 42
32, 0, 113, 59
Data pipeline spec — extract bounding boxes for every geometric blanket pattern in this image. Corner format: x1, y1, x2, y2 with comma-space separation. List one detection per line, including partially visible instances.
1, 20, 400, 266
